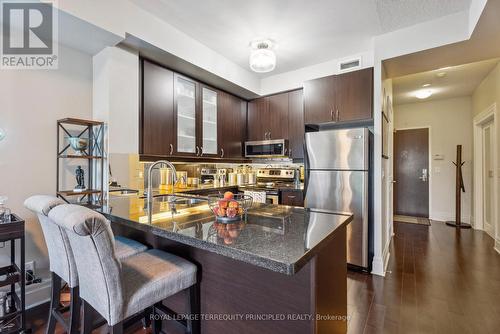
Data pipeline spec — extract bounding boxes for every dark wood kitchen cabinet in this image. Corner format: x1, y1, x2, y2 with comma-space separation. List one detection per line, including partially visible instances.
218, 91, 247, 158
247, 89, 304, 159
304, 67, 373, 124
141, 60, 175, 156
268, 92, 289, 139
247, 97, 268, 141
288, 89, 304, 159
280, 189, 304, 207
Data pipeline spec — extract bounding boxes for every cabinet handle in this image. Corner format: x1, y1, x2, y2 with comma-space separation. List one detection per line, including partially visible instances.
169, 144, 173, 155
284, 148, 288, 156
221, 148, 224, 158
196, 146, 200, 156
289, 148, 292, 158
336, 108, 339, 122
330, 109, 334, 121
264, 132, 268, 140
200, 146, 204, 156
287, 195, 296, 199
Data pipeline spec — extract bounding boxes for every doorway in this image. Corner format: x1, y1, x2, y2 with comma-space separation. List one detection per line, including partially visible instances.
473, 103, 498, 239
393, 128, 430, 218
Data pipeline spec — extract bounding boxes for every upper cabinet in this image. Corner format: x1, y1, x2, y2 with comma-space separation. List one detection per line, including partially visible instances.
304, 67, 373, 125
174, 74, 198, 155
247, 92, 290, 141
247, 97, 268, 141
141, 59, 246, 160
141, 60, 175, 156
218, 91, 247, 158
246, 89, 304, 159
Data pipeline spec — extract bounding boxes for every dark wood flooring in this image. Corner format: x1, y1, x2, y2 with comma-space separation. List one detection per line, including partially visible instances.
26, 221, 500, 334
348, 221, 500, 334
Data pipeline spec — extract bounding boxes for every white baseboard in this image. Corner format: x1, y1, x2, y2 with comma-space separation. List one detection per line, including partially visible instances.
495, 239, 500, 255
430, 211, 472, 224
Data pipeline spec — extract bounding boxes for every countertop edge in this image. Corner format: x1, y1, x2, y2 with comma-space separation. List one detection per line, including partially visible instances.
102, 210, 352, 276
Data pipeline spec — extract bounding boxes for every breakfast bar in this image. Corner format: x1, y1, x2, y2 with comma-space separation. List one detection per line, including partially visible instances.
99, 195, 352, 334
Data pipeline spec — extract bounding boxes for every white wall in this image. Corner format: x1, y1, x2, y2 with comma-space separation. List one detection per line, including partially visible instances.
0, 45, 93, 307
394, 97, 474, 223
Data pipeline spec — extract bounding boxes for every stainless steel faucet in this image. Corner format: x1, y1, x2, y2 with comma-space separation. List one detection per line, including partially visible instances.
147, 160, 177, 224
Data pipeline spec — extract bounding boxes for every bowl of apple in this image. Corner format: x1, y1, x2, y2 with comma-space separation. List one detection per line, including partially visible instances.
207, 191, 253, 223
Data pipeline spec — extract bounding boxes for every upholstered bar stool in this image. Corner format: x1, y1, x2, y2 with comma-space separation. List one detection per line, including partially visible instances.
48, 203, 200, 334
24, 195, 148, 334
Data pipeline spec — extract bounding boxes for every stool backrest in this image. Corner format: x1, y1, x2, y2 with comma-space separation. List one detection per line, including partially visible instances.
49, 204, 124, 325
24, 195, 79, 287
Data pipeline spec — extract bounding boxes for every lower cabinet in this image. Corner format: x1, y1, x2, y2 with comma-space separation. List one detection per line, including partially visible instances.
280, 189, 304, 207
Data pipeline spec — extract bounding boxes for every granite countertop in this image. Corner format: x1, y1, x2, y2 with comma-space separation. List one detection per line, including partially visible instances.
99, 196, 351, 275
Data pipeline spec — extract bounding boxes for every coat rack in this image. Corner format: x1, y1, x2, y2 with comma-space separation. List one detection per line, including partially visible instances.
446, 145, 471, 228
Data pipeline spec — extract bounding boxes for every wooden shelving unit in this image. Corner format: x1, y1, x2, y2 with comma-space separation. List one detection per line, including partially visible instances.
57, 118, 105, 206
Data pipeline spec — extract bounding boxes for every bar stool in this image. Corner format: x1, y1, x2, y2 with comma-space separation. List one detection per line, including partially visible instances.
24, 195, 149, 334
48, 204, 200, 334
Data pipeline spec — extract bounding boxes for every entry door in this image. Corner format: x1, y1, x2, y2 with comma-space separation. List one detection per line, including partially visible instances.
394, 128, 429, 217
483, 123, 494, 235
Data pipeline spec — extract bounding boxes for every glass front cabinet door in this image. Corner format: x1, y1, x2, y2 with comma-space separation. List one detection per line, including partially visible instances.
174, 75, 219, 157
201, 87, 218, 156
175, 75, 197, 155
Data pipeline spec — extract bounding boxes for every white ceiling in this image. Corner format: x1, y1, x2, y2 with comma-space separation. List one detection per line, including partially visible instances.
131, 0, 472, 77
392, 58, 499, 105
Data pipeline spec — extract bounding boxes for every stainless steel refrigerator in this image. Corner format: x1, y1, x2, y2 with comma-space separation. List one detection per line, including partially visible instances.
304, 127, 373, 270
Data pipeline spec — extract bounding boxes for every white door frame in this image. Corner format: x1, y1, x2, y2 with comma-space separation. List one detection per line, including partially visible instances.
393, 126, 432, 218
473, 103, 498, 244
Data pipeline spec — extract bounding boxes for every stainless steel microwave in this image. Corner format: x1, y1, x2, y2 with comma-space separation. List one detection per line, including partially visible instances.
244, 139, 288, 158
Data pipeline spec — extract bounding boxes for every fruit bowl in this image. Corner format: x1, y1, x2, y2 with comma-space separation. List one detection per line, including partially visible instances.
207, 192, 253, 223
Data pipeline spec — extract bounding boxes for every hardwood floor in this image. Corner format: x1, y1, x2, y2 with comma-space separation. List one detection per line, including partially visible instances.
27, 221, 500, 334
347, 221, 500, 334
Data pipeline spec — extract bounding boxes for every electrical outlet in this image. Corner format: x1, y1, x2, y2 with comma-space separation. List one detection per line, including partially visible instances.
25, 261, 35, 275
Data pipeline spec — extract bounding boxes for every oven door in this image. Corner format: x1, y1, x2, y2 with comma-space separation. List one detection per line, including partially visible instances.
245, 139, 288, 158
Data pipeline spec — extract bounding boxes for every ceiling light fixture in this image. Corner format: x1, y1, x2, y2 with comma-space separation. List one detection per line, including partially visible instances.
422, 83, 431, 87
415, 89, 433, 99
249, 39, 276, 73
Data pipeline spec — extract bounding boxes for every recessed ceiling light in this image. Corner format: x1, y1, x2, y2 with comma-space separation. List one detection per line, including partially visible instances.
415, 89, 433, 99
436, 72, 447, 78
422, 83, 431, 87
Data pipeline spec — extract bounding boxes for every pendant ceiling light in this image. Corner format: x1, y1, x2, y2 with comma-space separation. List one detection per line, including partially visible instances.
249, 39, 276, 73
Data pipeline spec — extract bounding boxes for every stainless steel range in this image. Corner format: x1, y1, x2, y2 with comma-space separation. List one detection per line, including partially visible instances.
239, 168, 299, 204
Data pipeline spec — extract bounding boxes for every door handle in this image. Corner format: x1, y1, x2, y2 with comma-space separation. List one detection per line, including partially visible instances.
220, 148, 224, 158
169, 144, 173, 155
419, 169, 428, 182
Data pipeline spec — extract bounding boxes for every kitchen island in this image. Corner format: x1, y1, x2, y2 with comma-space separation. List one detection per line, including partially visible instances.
99, 195, 352, 334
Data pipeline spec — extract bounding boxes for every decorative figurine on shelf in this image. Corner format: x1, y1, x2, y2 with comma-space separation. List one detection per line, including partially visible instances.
74, 166, 86, 192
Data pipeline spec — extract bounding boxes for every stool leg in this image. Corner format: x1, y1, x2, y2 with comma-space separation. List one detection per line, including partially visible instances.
108, 322, 123, 334
81, 300, 93, 334
152, 302, 162, 334
46, 272, 61, 334
68, 286, 80, 334
186, 284, 200, 334
143, 307, 152, 329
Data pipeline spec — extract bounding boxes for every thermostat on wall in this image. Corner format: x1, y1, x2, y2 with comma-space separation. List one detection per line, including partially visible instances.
433, 154, 445, 160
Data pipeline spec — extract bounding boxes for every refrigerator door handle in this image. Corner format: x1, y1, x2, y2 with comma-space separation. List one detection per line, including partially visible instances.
303, 140, 310, 200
